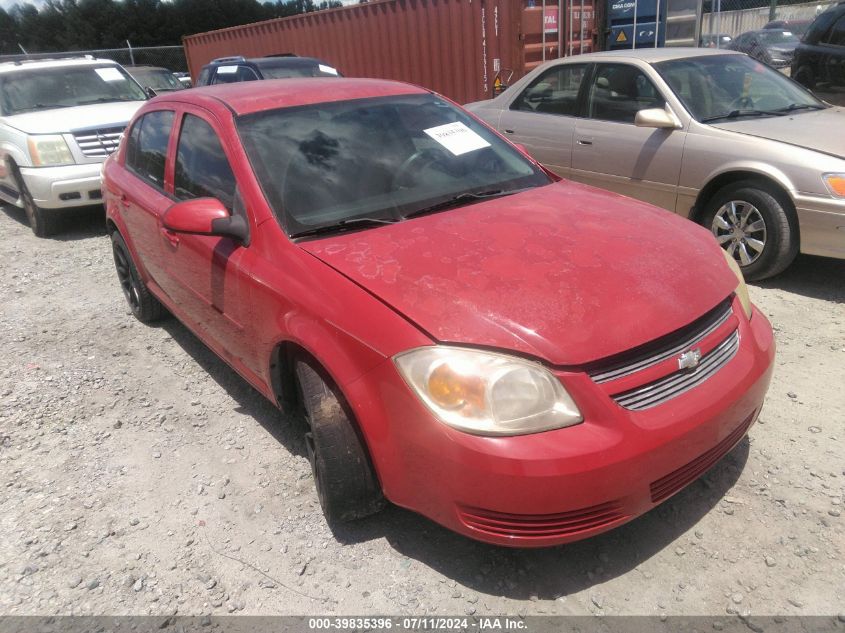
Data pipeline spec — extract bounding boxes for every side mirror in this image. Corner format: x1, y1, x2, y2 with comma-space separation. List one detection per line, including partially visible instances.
513, 142, 530, 155
145, 86, 158, 99
163, 198, 249, 243
635, 107, 680, 129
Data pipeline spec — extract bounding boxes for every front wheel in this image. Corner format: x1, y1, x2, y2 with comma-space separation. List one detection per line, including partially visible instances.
701, 181, 798, 281
17, 173, 57, 238
295, 359, 384, 524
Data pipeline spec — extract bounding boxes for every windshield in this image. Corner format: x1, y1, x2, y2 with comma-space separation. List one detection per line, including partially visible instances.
655, 54, 823, 122
757, 30, 799, 44
0, 64, 146, 115
259, 63, 341, 79
237, 93, 551, 237
130, 69, 184, 91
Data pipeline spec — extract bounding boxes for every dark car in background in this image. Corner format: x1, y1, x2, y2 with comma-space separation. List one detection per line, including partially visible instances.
792, 1, 845, 105
700, 33, 733, 48
764, 19, 813, 39
194, 54, 341, 86
126, 65, 186, 95
727, 29, 800, 68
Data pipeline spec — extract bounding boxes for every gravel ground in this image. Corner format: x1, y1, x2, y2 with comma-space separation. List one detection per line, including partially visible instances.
1, 206, 843, 617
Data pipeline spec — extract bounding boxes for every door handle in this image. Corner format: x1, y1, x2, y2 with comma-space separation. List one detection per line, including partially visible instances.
161, 227, 180, 247
118, 194, 130, 207
577, 139, 593, 146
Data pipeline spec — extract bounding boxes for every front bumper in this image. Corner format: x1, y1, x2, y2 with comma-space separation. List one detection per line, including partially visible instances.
794, 192, 845, 260
19, 163, 104, 210
347, 298, 775, 547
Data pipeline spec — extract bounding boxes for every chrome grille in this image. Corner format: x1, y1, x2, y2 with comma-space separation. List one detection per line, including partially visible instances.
590, 300, 733, 384
72, 126, 124, 158
612, 330, 740, 411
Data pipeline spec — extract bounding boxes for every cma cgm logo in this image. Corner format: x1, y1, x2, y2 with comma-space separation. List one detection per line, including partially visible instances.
678, 349, 702, 371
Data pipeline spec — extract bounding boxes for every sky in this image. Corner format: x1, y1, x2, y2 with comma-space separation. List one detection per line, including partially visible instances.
0, 0, 46, 9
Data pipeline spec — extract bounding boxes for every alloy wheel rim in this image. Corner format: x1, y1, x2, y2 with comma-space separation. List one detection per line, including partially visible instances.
712, 200, 767, 266
112, 244, 140, 310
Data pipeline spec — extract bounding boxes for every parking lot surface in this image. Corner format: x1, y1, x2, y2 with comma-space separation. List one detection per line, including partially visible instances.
1, 208, 843, 616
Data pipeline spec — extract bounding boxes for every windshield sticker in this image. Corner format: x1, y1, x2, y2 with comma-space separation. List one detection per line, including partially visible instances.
423, 122, 491, 156
318, 64, 338, 75
216, 65, 238, 74
95, 67, 124, 82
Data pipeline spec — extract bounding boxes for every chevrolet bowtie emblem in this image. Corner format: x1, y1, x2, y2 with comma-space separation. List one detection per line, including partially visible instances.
677, 348, 702, 371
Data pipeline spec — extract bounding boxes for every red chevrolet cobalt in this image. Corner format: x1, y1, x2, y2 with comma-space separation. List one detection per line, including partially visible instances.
103, 78, 774, 547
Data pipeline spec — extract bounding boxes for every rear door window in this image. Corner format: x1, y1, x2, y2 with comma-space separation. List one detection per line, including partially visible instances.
212, 65, 258, 84
125, 110, 174, 189
826, 15, 845, 45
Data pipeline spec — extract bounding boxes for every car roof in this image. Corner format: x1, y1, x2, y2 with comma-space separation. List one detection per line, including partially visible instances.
548, 47, 745, 64
207, 56, 327, 68
127, 65, 169, 72
0, 57, 119, 74
152, 77, 428, 116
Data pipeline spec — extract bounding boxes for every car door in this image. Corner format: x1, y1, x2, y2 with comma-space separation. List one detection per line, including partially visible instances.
494, 63, 588, 176
154, 107, 256, 368
570, 63, 686, 211
117, 109, 176, 285
820, 14, 845, 104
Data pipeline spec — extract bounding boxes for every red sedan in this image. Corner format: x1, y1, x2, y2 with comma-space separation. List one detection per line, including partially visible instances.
103, 78, 774, 547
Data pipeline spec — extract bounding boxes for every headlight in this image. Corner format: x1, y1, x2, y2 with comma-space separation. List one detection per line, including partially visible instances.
823, 173, 845, 197
394, 346, 582, 436
722, 249, 753, 319
27, 135, 74, 166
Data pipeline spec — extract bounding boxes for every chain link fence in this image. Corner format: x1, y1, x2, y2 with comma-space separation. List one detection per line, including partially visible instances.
701, 0, 835, 43
0, 45, 187, 73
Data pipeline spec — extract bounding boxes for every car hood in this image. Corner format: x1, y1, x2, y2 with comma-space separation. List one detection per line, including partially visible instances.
1, 101, 145, 134
301, 182, 737, 366
709, 106, 845, 159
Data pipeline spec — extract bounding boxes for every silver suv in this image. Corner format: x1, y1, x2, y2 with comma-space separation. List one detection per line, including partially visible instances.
0, 57, 146, 236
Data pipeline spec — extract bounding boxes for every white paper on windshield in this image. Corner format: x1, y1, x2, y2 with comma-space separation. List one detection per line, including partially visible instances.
318, 64, 338, 75
95, 67, 124, 82
423, 122, 490, 156
216, 65, 238, 74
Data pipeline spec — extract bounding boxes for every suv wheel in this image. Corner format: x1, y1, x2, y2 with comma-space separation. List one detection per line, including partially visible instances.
15, 171, 57, 238
701, 181, 798, 281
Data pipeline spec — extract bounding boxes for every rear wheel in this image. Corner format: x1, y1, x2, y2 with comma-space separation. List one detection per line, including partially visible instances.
701, 181, 798, 281
111, 231, 165, 323
295, 359, 384, 524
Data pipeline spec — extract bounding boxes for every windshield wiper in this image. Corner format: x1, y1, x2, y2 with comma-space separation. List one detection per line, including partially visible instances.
13, 103, 71, 113
701, 109, 785, 123
404, 188, 530, 220
290, 216, 398, 239
77, 97, 139, 105
773, 103, 826, 113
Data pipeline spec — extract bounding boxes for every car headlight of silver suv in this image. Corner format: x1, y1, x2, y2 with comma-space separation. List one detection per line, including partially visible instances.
394, 346, 583, 436
27, 135, 74, 167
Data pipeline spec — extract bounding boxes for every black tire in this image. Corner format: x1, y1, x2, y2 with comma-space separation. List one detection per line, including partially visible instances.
701, 181, 798, 281
295, 359, 384, 523
110, 231, 165, 323
15, 170, 58, 238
